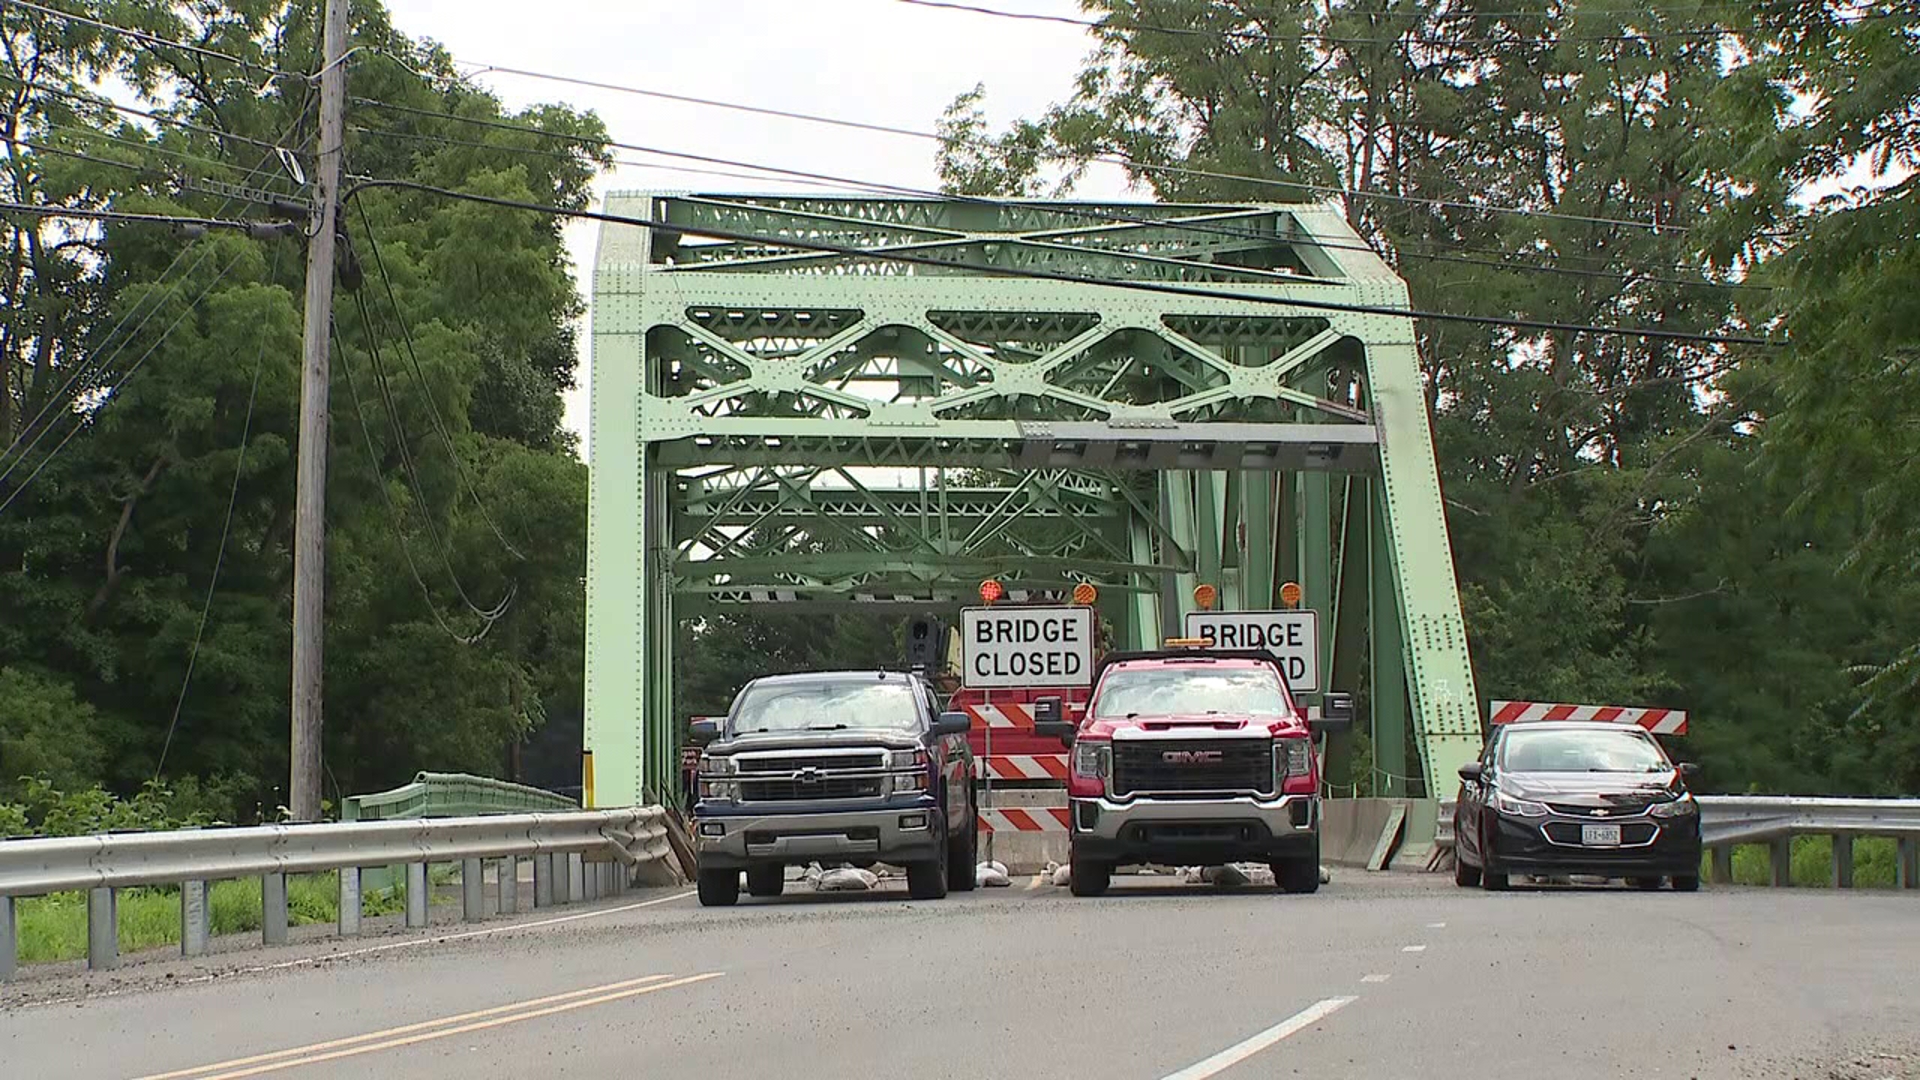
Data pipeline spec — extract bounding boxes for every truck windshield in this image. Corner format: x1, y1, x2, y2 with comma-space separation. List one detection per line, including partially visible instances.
730, 680, 922, 734
1092, 665, 1290, 718
1499, 728, 1671, 773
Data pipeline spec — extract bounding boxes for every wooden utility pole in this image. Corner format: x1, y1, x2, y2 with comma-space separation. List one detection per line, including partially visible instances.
290, 0, 351, 822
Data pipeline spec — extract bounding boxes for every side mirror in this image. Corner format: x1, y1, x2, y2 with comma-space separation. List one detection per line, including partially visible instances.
934, 711, 971, 736
688, 718, 722, 746
1457, 761, 1485, 783
1309, 692, 1354, 736
1033, 696, 1064, 724
1034, 721, 1077, 746
1676, 762, 1700, 781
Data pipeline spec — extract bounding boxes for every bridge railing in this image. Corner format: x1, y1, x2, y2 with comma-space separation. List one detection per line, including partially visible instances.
1436, 795, 1920, 888
342, 771, 579, 821
0, 808, 673, 982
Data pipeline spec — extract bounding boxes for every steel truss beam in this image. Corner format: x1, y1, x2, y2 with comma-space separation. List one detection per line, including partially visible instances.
588, 194, 1481, 806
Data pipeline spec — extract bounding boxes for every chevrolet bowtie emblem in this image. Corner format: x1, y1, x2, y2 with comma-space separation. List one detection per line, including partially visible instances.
1590, 808, 1608, 817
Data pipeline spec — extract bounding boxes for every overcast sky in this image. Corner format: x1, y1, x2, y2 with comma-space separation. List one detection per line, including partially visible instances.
379, 0, 1134, 459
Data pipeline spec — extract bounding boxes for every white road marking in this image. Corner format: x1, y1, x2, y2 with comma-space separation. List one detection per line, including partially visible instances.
1402, 944, 1427, 953
1426, 921, 1447, 928
1157, 997, 1357, 1080
1361, 974, 1390, 984
1027, 873, 1046, 890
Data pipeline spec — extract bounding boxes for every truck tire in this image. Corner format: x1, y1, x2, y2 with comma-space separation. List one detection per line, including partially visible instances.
947, 800, 978, 892
1069, 854, 1110, 897
1272, 853, 1321, 894
697, 867, 739, 907
908, 852, 950, 900
746, 864, 784, 898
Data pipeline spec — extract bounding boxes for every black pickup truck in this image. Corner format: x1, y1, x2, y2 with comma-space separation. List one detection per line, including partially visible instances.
688, 669, 978, 905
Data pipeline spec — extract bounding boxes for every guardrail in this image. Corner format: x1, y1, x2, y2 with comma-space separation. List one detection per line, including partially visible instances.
0, 808, 673, 981
1433, 795, 1919, 888
342, 771, 579, 821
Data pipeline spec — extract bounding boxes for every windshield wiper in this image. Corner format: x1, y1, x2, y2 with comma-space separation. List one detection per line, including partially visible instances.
804, 724, 849, 731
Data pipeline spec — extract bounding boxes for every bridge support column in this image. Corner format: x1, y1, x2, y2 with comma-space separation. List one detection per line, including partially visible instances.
338, 867, 362, 936
262, 873, 288, 946
181, 880, 210, 956
87, 887, 117, 970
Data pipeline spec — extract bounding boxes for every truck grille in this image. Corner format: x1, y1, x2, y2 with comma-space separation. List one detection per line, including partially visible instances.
1111, 740, 1273, 797
739, 777, 884, 802
738, 752, 885, 774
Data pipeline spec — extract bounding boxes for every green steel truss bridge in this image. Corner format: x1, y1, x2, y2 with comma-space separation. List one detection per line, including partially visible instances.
585, 194, 1480, 806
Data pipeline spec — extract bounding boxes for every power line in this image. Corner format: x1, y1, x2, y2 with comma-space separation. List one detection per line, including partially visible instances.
0, 198, 297, 232
332, 315, 508, 645
156, 248, 283, 779
384, 66, 1679, 235
352, 199, 525, 561
7, 77, 294, 154
6, 0, 292, 78
341, 176, 1776, 348
0, 250, 251, 519
346, 285, 515, 623
350, 114, 1756, 293
890, 0, 1741, 46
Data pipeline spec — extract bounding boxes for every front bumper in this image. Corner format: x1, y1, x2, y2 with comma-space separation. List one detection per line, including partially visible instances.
1068, 793, 1318, 865
1489, 810, 1702, 877
692, 796, 943, 869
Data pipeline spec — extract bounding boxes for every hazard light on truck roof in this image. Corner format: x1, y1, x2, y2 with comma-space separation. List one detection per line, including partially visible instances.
1489, 699, 1689, 735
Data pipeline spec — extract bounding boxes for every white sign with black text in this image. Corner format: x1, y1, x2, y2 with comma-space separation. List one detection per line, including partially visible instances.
960, 606, 1097, 689
1183, 610, 1321, 693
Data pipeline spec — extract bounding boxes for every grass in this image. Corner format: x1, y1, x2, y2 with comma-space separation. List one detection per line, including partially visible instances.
1703, 835, 1909, 888
13, 868, 431, 965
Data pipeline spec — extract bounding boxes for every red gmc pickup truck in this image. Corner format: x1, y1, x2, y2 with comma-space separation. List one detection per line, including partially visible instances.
1035, 644, 1351, 897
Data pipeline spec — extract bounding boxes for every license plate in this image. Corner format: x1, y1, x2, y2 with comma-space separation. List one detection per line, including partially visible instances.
1581, 823, 1622, 846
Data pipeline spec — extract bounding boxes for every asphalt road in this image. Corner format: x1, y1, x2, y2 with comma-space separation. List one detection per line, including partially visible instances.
5, 871, 1918, 1079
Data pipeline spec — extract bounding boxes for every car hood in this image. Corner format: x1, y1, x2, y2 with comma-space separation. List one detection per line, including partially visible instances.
1503, 770, 1683, 807
710, 728, 922, 754
1081, 712, 1310, 740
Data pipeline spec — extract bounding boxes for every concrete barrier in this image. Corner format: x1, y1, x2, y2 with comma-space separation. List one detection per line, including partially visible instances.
1321, 797, 1441, 870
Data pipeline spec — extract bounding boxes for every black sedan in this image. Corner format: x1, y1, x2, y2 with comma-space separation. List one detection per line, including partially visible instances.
1453, 721, 1702, 891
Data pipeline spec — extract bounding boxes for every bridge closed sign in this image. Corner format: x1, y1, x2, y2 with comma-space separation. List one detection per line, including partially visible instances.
961, 606, 1096, 689
1184, 610, 1321, 693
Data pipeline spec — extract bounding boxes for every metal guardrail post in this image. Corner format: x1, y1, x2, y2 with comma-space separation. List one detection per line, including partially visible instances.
1710, 846, 1733, 885
263, 873, 289, 945
406, 863, 429, 927
339, 867, 362, 936
88, 887, 117, 970
181, 880, 210, 957
1832, 835, 1854, 889
498, 856, 518, 915
1, 896, 15, 981
534, 854, 553, 908
567, 853, 585, 903
462, 858, 484, 922
1770, 838, 1793, 887
1901, 838, 1919, 890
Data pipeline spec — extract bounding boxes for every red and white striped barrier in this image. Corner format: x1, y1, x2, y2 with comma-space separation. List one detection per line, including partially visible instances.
962, 701, 1087, 730
1489, 700, 1688, 735
982, 754, 1069, 781
977, 807, 1071, 832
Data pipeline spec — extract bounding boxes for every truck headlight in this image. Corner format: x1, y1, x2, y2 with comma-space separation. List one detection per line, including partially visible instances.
698, 779, 739, 800
699, 754, 738, 776
1276, 738, 1311, 783
1649, 794, 1697, 818
888, 749, 930, 770
1071, 741, 1110, 778
891, 770, 930, 795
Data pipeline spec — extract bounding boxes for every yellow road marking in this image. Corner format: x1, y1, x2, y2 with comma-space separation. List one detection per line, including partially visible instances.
132, 972, 715, 1080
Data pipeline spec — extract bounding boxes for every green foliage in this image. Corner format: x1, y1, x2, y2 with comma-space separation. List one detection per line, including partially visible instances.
0, 0, 601, 813
2, 775, 215, 836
